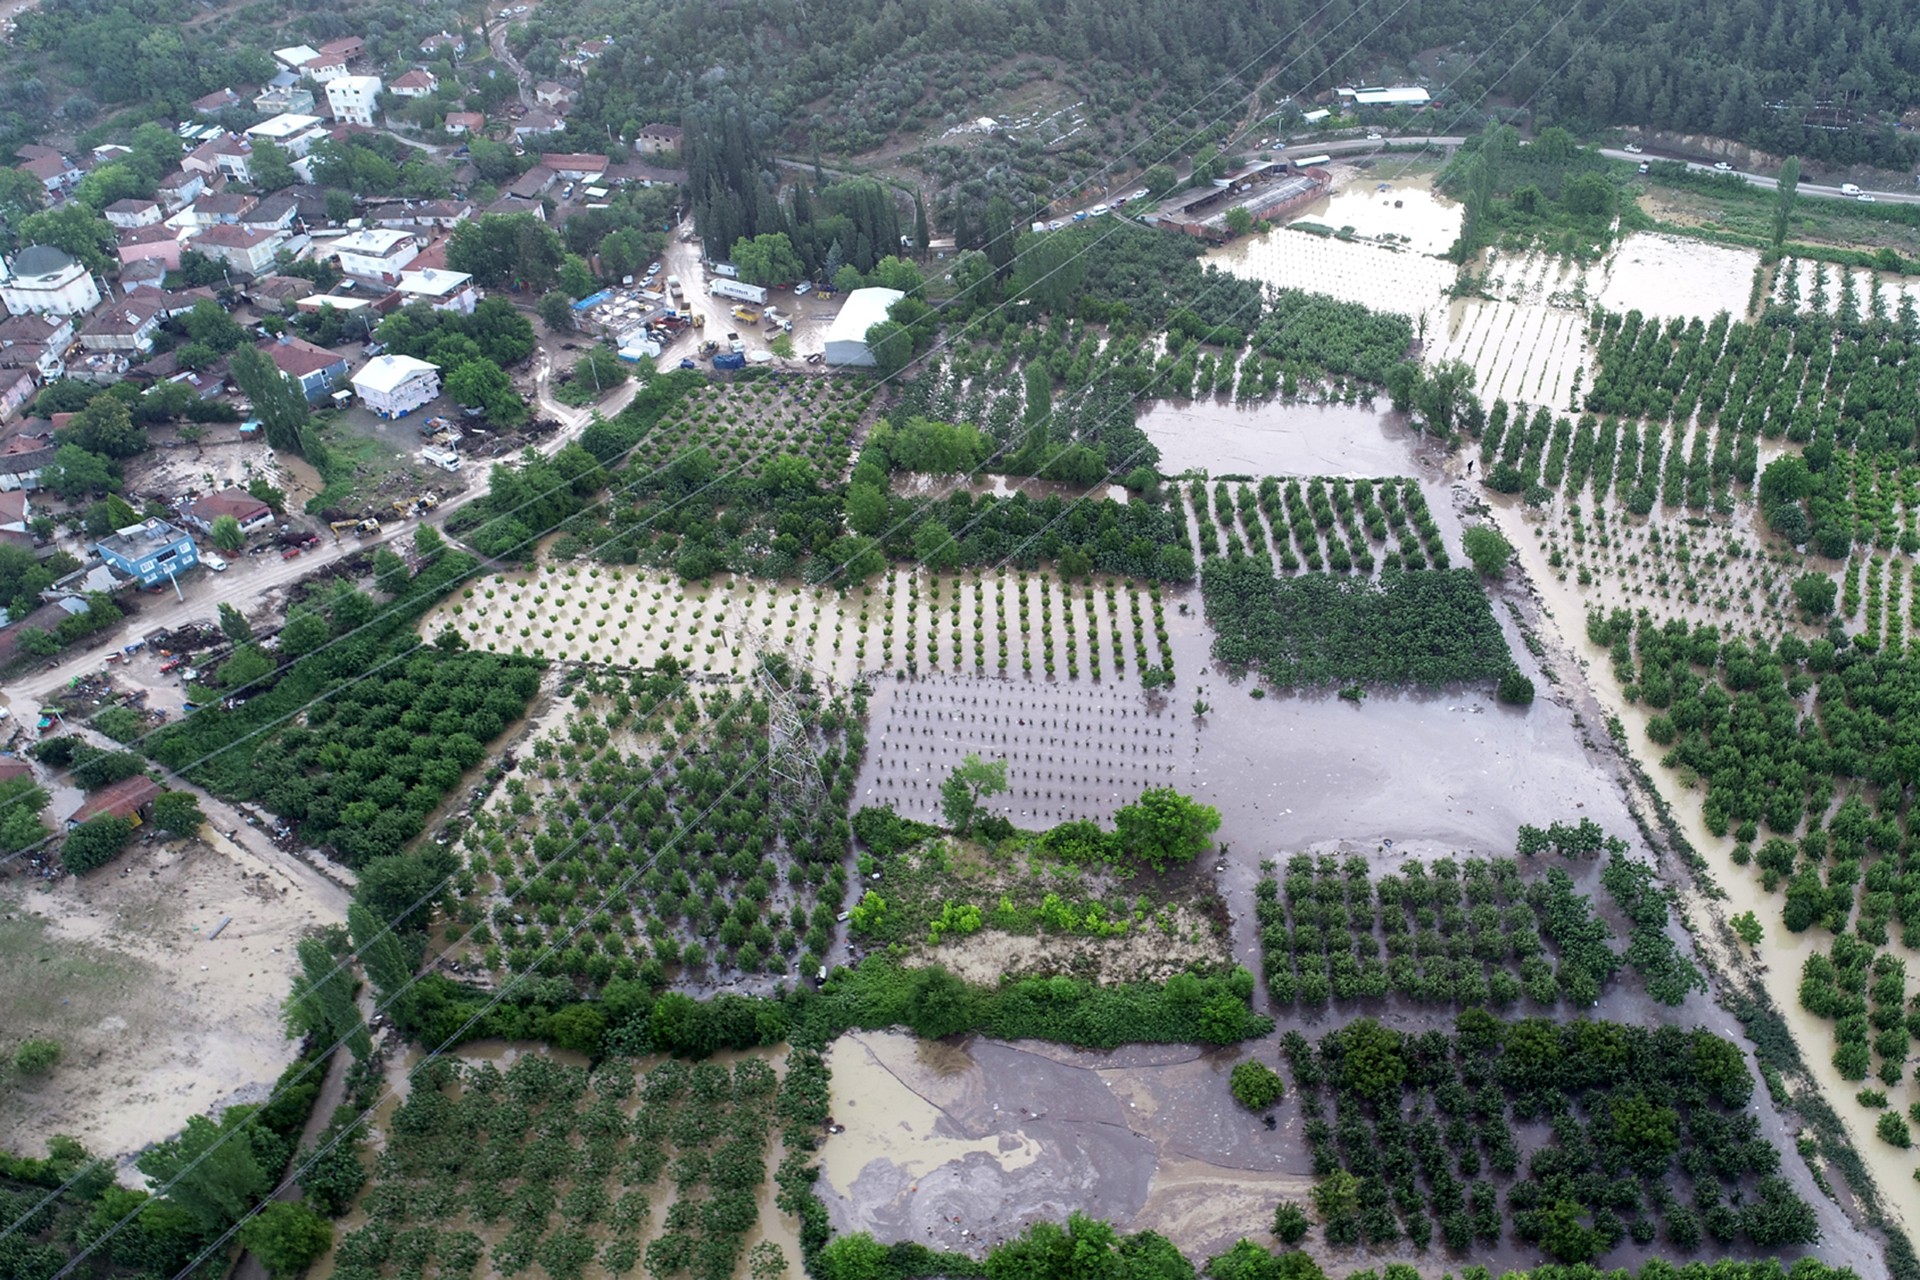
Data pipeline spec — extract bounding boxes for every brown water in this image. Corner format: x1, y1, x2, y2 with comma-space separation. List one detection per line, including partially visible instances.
820, 1031, 1314, 1262
1289, 175, 1464, 257
1135, 400, 1422, 477
1597, 233, 1759, 321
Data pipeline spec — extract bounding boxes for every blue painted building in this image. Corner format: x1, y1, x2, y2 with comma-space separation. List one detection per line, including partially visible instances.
96, 518, 199, 586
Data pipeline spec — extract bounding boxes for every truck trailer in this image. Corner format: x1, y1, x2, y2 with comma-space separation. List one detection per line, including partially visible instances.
710, 278, 769, 305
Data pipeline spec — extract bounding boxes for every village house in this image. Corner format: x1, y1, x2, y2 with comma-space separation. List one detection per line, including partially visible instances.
181, 488, 275, 536
325, 75, 383, 127
157, 170, 206, 211
0, 423, 56, 491
395, 268, 478, 314
254, 80, 317, 116
512, 112, 562, 142
115, 224, 183, 271
633, 124, 682, 156
190, 191, 260, 225
0, 369, 36, 422
420, 31, 465, 56
76, 297, 164, 355
256, 334, 349, 402
444, 112, 486, 136
95, 517, 198, 586
371, 199, 472, 231
245, 114, 329, 159
241, 196, 301, 232
542, 153, 609, 183
351, 354, 439, 419
67, 775, 161, 828
332, 228, 418, 282
534, 82, 571, 108
188, 224, 289, 275
390, 69, 439, 98
15, 152, 77, 195
103, 198, 162, 230
190, 86, 248, 117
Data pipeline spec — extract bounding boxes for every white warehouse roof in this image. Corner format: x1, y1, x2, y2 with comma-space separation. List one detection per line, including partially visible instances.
822, 287, 904, 367
1350, 86, 1430, 106
352, 353, 439, 393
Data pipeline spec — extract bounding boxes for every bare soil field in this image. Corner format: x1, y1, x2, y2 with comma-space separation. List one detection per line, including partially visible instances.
0, 829, 348, 1175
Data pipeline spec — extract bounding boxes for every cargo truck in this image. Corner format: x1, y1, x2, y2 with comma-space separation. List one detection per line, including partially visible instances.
710, 278, 768, 305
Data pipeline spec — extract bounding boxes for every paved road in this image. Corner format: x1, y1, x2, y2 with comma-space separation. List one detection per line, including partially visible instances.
1597, 148, 1920, 205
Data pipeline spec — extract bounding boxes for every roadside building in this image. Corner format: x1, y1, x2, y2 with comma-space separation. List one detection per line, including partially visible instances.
95, 517, 199, 586
66, 775, 160, 829
444, 112, 485, 137
182, 489, 274, 536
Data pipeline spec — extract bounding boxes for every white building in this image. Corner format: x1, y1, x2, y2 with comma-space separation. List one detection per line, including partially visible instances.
822, 287, 905, 368
245, 113, 328, 158
272, 44, 322, 72
396, 268, 479, 314
324, 75, 383, 127
0, 245, 101, 317
1343, 86, 1431, 107
351, 354, 440, 419
333, 228, 419, 283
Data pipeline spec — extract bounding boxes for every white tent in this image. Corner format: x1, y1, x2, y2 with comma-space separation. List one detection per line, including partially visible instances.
822, 287, 905, 368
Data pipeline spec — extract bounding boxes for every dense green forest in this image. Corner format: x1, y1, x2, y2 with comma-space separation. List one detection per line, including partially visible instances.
552, 0, 1920, 169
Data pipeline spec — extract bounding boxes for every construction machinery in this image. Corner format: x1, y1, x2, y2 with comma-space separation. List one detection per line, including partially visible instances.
328, 519, 359, 539
731, 305, 760, 323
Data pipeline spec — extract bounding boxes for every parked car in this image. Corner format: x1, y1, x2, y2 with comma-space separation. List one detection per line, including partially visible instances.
793, 281, 812, 295
281, 547, 302, 560
1623, 142, 1643, 154
1712, 161, 1733, 172
1858, 193, 1878, 202
201, 553, 227, 572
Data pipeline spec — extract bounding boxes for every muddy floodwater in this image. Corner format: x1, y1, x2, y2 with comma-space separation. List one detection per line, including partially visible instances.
1290, 175, 1464, 257
1596, 233, 1759, 321
820, 1031, 1313, 1262
1135, 399, 1421, 477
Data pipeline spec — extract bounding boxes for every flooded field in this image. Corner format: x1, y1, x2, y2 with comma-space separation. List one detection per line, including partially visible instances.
1596, 233, 1759, 321
857, 674, 1196, 827
1481, 484, 1920, 1253
1291, 172, 1465, 257
1209, 230, 1455, 322
1135, 400, 1420, 477
425, 566, 1175, 691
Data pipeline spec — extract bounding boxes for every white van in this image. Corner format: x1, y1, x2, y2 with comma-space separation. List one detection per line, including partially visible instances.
1841, 183, 1862, 196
